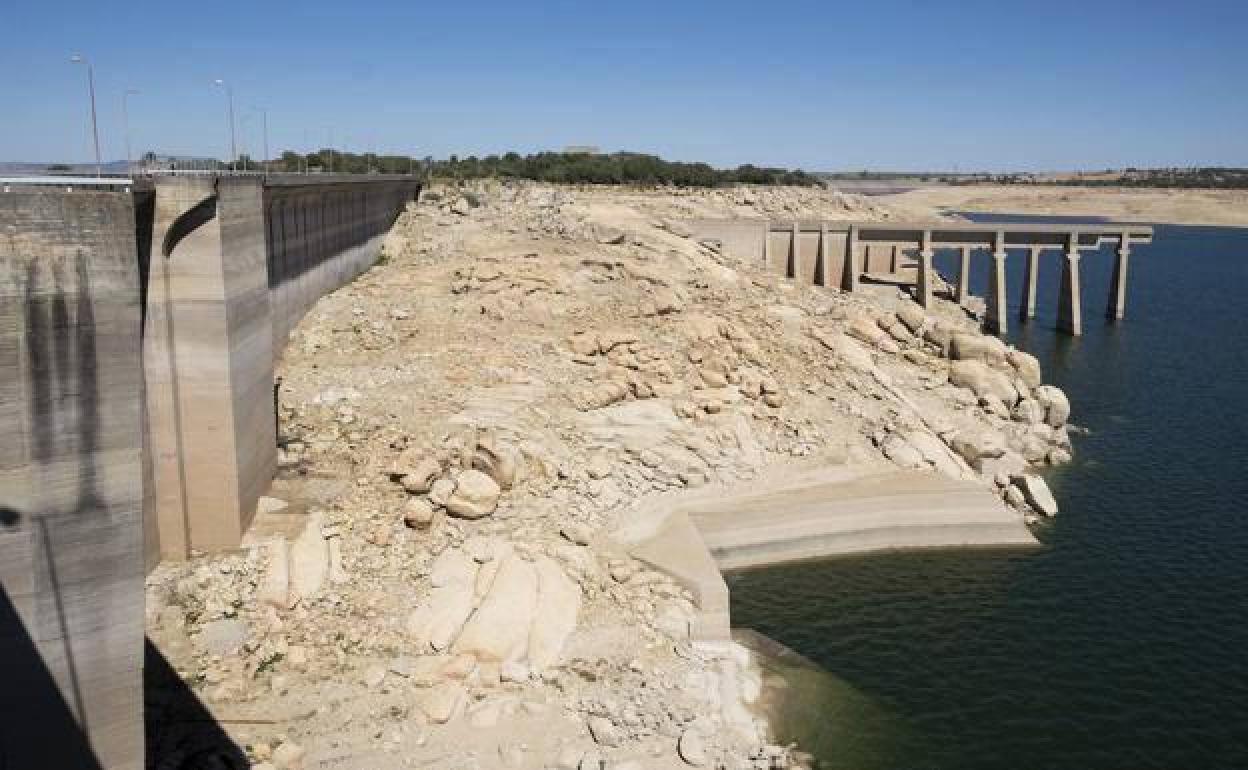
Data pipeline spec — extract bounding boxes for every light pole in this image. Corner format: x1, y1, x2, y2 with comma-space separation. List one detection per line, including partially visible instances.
70, 54, 102, 177
122, 88, 139, 177
251, 106, 269, 178
213, 79, 237, 172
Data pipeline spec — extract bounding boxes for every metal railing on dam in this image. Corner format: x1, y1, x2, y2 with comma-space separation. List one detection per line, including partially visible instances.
687, 219, 1153, 336
0, 173, 419, 768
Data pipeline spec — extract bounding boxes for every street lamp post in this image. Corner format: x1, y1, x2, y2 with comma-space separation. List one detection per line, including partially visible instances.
70, 54, 102, 177
122, 88, 139, 177
213, 79, 237, 172
252, 106, 269, 179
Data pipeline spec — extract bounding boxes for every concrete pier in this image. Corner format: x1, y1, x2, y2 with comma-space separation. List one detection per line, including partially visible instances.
1020, 245, 1041, 321
917, 230, 935, 309
1108, 234, 1130, 320
1058, 233, 1084, 335
985, 232, 1009, 335
957, 245, 972, 305
684, 219, 1152, 337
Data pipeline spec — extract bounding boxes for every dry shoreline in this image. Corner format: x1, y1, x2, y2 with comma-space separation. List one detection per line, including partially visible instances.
878, 184, 1248, 227
145, 181, 1076, 770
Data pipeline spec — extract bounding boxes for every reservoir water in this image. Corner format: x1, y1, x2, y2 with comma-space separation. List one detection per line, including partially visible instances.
730, 218, 1248, 769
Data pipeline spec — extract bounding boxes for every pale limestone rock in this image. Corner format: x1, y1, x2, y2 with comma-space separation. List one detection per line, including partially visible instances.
949, 333, 1007, 364
678, 728, 709, 766
1013, 398, 1045, 424
198, 618, 248, 656
881, 434, 925, 469
947, 430, 1006, 466
454, 554, 539, 662
949, 360, 1017, 405
1048, 447, 1073, 465
272, 741, 305, 769
429, 477, 456, 507
256, 496, 289, 515
500, 661, 529, 683
896, 303, 926, 334
587, 716, 621, 747
258, 537, 291, 609
1013, 474, 1059, 516
288, 512, 329, 603
327, 537, 348, 584
400, 457, 442, 494
403, 497, 436, 529
1007, 349, 1043, 388
412, 549, 478, 651
528, 556, 582, 671
1035, 385, 1071, 427
847, 316, 886, 347
561, 522, 592, 546
446, 469, 501, 519
905, 430, 965, 478
418, 681, 466, 724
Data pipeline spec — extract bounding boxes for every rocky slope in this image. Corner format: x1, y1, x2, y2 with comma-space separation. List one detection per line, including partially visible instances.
145, 181, 1073, 770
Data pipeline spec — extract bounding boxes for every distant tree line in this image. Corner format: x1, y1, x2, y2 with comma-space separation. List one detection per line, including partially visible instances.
1054, 167, 1248, 190
271, 149, 820, 187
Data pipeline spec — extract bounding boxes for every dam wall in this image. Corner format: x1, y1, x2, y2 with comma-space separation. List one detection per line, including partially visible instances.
145, 175, 420, 560
1, 181, 147, 769
1, 173, 417, 767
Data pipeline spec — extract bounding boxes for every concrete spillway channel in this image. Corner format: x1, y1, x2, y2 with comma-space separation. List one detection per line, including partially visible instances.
615, 463, 1037, 644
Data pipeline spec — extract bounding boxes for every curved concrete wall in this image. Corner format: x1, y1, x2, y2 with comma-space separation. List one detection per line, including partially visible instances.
144, 176, 419, 560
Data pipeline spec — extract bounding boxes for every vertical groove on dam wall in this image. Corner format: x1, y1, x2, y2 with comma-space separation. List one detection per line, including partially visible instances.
1, 185, 146, 769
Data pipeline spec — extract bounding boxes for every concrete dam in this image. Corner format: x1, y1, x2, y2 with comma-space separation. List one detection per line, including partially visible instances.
0, 173, 419, 769
2, 177, 1145, 767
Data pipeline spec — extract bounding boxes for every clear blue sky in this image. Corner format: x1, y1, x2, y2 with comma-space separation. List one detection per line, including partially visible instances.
3, 0, 1246, 170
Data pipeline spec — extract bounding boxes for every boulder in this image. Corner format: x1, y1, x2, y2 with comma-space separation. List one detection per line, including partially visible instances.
895, 303, 926, 334
400, 457, 442, 494
923, 323, 955, 356
560, 523, 591, 546
527, 556, 582, 671
1007, 349, 1043, 388
454, 554, 539, 662
587, 716, 621, 747
949, 333, 1007, 364
288, 513, 329, 603
403, 497, 436, 529
881, 434, 926, 469
257, 537, 291, 608
847, 317, 886, 347
1012, 474, 1059, 516
947, 430, 1006, 466
429, 477, 455, 507
1035, 385, 1071, 427
678, 728, 709, 766
418, 682, 466, 724
411, 549, 478, 651
447, 469, 501, 519
949, 360, 1018, 405
976, 449, 1027, 479
1012, 398, 1045, 424
198, 618, 249, 656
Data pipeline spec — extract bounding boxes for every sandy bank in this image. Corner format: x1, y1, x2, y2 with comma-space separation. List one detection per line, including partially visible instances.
879, 184, 1248, 227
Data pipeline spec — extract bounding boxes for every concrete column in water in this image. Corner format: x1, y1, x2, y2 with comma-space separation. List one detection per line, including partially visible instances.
842, 224, 860, 292
985, 231, 1009, 334
1057, 232, 1083, 335
917, 230, 935, 308
1020, 245, 1041, 321
818, 222, 829, 286
1107, 232, 1130, 320
957, 245, 972, 304
790, 221, 800, 279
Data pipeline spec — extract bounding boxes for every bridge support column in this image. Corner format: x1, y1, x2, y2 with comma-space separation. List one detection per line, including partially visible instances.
1107, 234, 1130, 320
762, 223, 772, 272
1057, 234, 1083, 335
957, 245, 972, 305
842, 225, 859, 292
985, 233, 1008, 335
1020, 246, 1040, 321
817, 223, 829, 286
917, 230, 934, 309
790, 222, 800, 279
